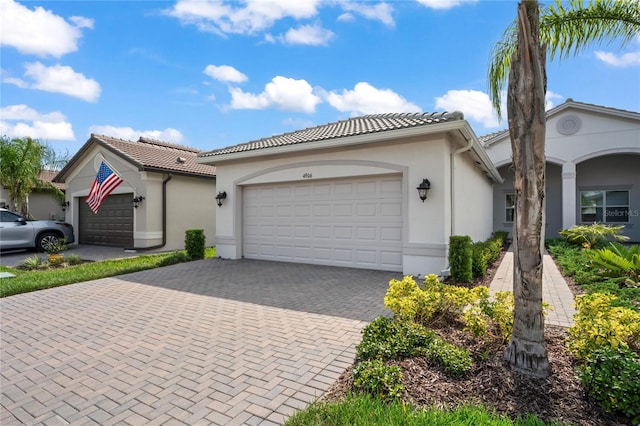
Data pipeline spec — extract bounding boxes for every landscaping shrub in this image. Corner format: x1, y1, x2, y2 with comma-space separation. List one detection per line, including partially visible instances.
158, 251, 191, 267
65, 254, 82, 266
353, 360, 405, 402
472, 241, 490, 278
356, 316, 434, 361
384, 275, 473, 326
586, 242, 640, 287
449, 235, 473, 283
18, 255, 47, 271
559, 223, 628, 249
462, 288, 514, 342
578, 346, 640, 423
185, 229, 205, 260
491, 230, 509, 247
356, 316, 472, 377
566, 293, 640, 360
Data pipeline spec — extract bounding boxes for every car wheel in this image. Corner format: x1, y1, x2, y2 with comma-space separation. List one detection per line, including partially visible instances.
37, 232, 59, 252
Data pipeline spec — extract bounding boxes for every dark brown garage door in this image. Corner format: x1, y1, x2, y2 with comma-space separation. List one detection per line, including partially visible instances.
79, 194, 133, 247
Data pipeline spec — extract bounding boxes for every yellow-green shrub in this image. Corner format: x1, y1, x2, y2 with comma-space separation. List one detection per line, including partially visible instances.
567, 293, 640, 360
384, 275, 515, 342
462, 289, 514, 342
384, 275, 472, 325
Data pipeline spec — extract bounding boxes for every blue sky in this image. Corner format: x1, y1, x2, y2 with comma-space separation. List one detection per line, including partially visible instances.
1, 0, 639, 158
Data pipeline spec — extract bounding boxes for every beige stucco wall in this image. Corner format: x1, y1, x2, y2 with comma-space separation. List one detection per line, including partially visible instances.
208, 132, 492, 276
1, 186, 65, 221
62, 145, 216, 251
452, 151, 494, 242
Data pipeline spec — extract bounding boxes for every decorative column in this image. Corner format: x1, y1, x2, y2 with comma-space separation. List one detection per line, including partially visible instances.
562, 161, 576, 230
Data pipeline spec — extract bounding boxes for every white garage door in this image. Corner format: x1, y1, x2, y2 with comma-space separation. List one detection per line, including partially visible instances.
243, 175, 403, 271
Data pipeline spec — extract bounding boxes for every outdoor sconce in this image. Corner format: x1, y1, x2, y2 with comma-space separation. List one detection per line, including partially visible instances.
61, 201, 70, 211
215, 191, 227, 207
416, 179, 431, 202
132, 196, 145, 208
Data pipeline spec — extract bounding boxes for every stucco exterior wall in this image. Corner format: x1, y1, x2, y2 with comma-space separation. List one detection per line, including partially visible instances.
485, 103, 640, 240
62, 145, 217, 250
576, 154, 640, 242
452, 151, 494, 242
164, 174, 217, 251
1, 185, 64, 221
211, 134, 490, 276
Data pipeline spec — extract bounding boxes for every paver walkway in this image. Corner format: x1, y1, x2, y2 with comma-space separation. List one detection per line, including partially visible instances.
490, 246, 576, 327
1, 259, 398, 425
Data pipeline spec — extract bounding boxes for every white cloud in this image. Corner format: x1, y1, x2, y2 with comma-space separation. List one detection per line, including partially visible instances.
3, 62, 101, 102
326, 82, 420, 115
545, 90, 563, 110
166, 0, 320, 35
88, 125, 186, 143
280, 23, 334, 46
340, 2, 394, 27
229, 76, 321, 113
204, 64, 248, 83
0, 0, 93, 58
416, 0, 478, 10
0, 104, 75, 140
435, 90, 499, 128
595, 50, 640, 67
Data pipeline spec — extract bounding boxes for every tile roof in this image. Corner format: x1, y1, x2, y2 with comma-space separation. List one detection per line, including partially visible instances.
38, 170, 65, 190
199, 112, 464, 158
56, 135, 216, 181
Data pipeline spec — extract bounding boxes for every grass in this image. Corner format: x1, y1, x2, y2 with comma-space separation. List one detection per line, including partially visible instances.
0, 247, 216, 298
285, 394, 553, 426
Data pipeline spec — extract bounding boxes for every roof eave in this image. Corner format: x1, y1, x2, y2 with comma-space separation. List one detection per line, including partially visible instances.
197, 120, 470, 165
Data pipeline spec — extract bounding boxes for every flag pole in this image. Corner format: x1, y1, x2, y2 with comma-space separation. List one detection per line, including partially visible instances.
99, 156, 141, 196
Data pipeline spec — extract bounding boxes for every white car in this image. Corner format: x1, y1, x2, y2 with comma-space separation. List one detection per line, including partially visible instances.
0, 208, 75, 252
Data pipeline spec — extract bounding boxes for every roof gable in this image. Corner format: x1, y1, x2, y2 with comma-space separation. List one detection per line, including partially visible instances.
55, 135, 216, 182
199, 112, 464, 158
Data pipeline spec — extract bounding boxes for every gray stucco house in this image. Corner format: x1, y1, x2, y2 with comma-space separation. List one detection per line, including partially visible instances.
483, 99, 640, 243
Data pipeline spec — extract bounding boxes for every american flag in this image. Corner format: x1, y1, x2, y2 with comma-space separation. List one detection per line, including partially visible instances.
86, 161, 123, 213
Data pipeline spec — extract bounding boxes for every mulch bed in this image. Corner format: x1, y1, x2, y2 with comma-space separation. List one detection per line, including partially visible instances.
321, 249, 634, 425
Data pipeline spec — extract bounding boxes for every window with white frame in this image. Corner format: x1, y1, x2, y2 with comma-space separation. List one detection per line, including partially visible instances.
505, 193, 515, 222
580, 190, 630, 223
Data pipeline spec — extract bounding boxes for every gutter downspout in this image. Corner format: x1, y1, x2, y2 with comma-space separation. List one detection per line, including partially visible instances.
442, 136, 474, 277
127, 174, 172, 251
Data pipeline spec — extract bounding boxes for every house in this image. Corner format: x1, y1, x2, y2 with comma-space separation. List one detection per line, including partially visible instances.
0, 170, 66, 221
54, 135, 217, 251
483, 99, 640, 243
197, 112, 502, 276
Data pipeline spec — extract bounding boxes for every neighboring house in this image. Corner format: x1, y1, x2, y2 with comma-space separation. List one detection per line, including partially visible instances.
483, 99, 640, 242
197, 112, 502, 276
0, 170, 66, 221
54, 135, 217, 251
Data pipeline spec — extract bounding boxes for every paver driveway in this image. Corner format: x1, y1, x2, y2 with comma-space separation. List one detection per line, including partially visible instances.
1, 259, 398, 425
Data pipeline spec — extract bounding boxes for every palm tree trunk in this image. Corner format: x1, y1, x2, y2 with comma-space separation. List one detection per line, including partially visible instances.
503, 0, 550, 378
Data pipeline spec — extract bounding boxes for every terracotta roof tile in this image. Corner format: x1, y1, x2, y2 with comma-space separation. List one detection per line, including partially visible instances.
38, 170, 65, 190
199, 111, 464, 158
91, 134, 216, 177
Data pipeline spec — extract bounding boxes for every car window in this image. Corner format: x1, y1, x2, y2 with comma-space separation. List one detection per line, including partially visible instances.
0, 211, 23, 222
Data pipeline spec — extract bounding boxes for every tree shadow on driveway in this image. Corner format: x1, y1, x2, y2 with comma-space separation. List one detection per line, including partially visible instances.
116, 258, 400, 322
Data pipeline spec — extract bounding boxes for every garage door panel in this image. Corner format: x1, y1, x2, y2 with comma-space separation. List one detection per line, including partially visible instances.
79, 193, 133, 247
243, 175, 403, 271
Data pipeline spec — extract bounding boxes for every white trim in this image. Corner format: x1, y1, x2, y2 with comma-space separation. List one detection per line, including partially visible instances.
573, 147, 640, 164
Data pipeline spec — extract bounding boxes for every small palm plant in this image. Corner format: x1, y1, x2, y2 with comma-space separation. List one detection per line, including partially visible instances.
559, 223, 629, 249
587, 243, 640, 288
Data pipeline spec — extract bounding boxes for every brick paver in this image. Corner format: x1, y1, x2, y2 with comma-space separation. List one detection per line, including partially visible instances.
1, 259, 398, 425
490, 247, 576, 327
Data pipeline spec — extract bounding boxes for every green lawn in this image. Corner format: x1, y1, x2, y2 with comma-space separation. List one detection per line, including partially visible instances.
0, 247, 216, 298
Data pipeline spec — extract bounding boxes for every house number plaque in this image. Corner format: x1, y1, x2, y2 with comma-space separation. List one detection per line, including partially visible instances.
303, 173, 312, 179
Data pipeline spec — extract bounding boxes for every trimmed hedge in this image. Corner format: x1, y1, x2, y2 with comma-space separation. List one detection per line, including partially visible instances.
449, 235, 473, 283
185, 229, 205, 260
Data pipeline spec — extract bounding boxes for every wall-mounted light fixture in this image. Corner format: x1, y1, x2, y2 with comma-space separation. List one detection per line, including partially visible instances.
132, 196, 145, 208
61, 201, 70, 211
416, 179, 431, 202
215, 191, 227, 207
